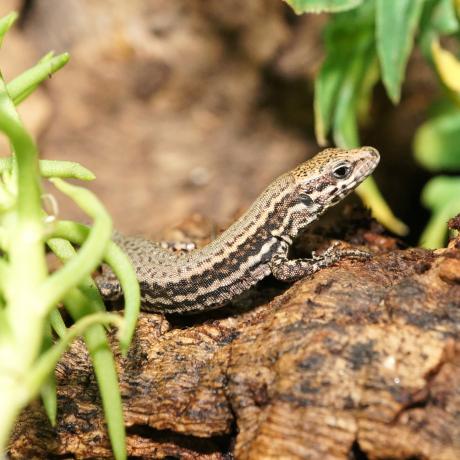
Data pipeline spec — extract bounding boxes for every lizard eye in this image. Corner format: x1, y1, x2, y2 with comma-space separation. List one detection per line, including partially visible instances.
332, 164, 352, 179
300, 193, 314, 206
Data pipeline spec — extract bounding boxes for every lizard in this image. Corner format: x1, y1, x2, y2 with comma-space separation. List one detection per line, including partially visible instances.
97, 146, 380, 313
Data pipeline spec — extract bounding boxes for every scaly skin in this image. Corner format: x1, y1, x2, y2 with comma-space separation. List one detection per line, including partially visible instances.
97, 147, 380, 313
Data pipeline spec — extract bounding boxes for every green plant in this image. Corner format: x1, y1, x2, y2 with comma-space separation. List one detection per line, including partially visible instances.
284, 0, 460, 247
0, 12, 140, 460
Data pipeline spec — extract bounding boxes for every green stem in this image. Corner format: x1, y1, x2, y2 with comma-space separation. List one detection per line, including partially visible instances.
48, 236, 127, 460
419, 202, 458, 248
38, 179, 112, 316
49, 221, 140, 354
7, 53, 70, 106
40, 323, 57, 426
0, 72, 48, 454
49, 308, 68, 339
23, 313, 123, 401
0, 78, 46, 364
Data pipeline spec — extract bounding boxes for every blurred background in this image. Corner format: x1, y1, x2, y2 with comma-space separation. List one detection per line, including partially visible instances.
0, 0, 437, 242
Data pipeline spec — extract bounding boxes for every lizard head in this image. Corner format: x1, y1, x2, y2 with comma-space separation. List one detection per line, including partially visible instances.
291, 146, 379, 209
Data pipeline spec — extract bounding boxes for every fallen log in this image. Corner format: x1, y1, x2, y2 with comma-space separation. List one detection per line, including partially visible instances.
9, 211, 460, 459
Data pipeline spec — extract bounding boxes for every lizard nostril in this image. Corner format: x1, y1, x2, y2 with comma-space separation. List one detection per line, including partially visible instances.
361, 146, 380, 162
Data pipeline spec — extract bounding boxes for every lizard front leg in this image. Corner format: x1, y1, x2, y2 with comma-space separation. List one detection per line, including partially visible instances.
97, 264, 123, 300
270, 240, 371, 283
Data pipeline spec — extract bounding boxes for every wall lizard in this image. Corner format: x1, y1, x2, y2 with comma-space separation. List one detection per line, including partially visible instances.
97, 146, 380, 313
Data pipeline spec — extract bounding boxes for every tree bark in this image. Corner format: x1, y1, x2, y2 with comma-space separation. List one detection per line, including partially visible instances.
10, 213, 460, 459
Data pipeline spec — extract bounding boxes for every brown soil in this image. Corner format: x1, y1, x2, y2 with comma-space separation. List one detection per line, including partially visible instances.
0, 0, 436, 240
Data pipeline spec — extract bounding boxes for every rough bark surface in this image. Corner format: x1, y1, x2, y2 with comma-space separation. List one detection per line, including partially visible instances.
9, 215, 460, 459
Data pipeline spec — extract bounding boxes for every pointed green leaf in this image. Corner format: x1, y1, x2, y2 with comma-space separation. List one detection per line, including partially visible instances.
314, 52, 349, 145
284, 0, 363, 14
0, 12, 17, 48
47, 237, 127, 460
313, 0, 408, 235
414, 104, 460, 171
315, 0, 376, 145
420, 176, 460, 248
332, 44, 377, 148
49, 308, 68, 338
39, 179, 112, 314
40, 324, 57, 426
421, 176, 460, 211
49, 221, 140, 354
40, 375, 57, 426
24, 313, 123, 399
0, 157, 95, 181
376, 0, 424, 103
431, 39, 460, 92
7, 53, 70, 105
418, 0, 458, 60
455, 0, 460, 19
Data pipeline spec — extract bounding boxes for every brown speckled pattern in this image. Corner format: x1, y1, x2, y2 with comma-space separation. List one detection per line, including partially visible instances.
97, 147, 380, 312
